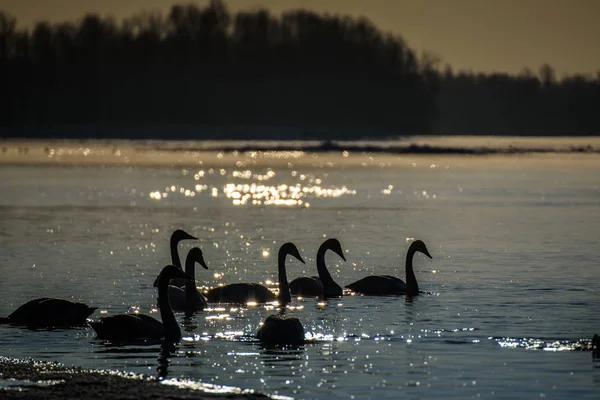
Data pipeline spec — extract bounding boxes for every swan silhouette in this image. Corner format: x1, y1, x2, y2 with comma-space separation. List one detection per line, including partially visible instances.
91, 265, 191, 343
166, 247, 209, 313
152, 229, 198, 287
289, 238, 346, 298
205, 242, 305, 304
345, 240, 432, 296
256, 312, 305, 346
256, 243, 306, 346
0, 298, 96, 328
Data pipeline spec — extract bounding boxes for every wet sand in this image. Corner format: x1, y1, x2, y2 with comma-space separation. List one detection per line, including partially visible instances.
0, 356, 271, 399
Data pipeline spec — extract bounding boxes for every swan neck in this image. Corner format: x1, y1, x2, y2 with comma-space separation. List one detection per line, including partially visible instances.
170, 237, 182, 269
405, 247, 419, 296
158, 275, 181, 342
278, 250, 291, 306
316, 247, 336, 286
184, 257, 197, 310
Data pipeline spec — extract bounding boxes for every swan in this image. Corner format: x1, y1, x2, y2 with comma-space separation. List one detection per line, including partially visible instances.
256, 312, 305, 346
593, 334, 600, 359
289, 238, 346, 298
345, 240, 432, 296
0, 298, 97, 328
90, 265, 191, 343
152, 229, 198, 287
166, 247, 209, 313
256, 243, 305, 346
205, 242, 305, 304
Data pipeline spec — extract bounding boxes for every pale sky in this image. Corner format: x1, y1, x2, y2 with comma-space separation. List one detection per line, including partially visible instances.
2, 0, 599, 76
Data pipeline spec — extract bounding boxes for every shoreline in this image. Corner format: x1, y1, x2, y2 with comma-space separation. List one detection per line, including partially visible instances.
1, 137, 600, 169
0, 356, 272, 400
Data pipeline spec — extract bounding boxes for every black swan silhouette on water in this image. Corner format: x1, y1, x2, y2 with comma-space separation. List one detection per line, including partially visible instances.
256, 243, 306, 346
91, 265, 191, 343
0, 298, 96, 328
166, 247, 208, 313
289, 238, 346, 298
152, 229, 198, 287
205, 242, 305, 304
345, 240, 432, 296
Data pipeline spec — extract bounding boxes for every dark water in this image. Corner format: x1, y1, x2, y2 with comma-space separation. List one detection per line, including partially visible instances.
1, 142, 599, 399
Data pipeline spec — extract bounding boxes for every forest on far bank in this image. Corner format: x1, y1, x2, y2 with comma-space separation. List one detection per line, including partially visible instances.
1, 1, 599, 138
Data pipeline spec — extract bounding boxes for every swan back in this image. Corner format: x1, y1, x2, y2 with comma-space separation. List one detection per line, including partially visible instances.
4, 298, 96, 328
257, 314, 304, 346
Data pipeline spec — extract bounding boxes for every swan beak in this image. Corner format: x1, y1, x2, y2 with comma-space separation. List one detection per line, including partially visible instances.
423, 248, 433, 259
294, 252, 306, 264
339, 252, 347, 262
200, 259, 209, 270
176, 229, 198, 241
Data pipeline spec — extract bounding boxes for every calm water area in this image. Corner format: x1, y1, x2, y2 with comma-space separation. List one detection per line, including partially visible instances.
1, 138, 599, 399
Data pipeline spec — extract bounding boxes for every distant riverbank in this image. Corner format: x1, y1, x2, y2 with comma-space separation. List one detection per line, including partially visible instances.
1, 136, 600, 168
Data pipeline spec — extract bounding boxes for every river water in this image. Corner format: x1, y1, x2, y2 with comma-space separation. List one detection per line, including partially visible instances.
0, 138, 599, 399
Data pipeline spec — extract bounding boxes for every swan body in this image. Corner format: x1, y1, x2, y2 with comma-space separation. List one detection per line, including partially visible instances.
91, 265, 190, 343
167, 247, 209, 313
256, 242, 306, 346
0, 298, 96, 328
345, 240, 432, 296
289, 238, 346, 298
205, 283, 276, 304
256, 314, 304, 346
206, 242, 305, 304
153, 229, 198, 287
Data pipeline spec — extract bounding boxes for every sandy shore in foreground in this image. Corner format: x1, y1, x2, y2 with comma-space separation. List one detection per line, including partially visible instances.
0, 356, 271, 400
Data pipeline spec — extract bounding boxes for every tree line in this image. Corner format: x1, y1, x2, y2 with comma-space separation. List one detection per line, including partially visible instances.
0, 1, 598, 138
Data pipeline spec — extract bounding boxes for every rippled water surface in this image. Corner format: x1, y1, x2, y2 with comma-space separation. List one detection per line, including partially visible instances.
1, 140, 599, 399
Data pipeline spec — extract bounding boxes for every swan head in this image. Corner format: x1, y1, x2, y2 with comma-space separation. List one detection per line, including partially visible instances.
160, 264, 193, 282
172, 229, 198, 243
280, 242, 305, 264
411, 240, 432, 259
187, 247, 209, 269
322, 238, 346, 262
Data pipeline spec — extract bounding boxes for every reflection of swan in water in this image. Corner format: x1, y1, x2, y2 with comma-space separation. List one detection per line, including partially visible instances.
205, 242, 305, 304
157, 342, 176, 378
345, 240, 432, 296
256, 243, 306, 346
91, 265, 190, 343
153, 229, 198, 287
289, 238, 346, 298
0, 298, 96, 328
166, 248, 208, 313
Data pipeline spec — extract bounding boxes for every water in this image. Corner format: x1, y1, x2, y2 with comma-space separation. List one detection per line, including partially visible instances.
1, 138, 599, 399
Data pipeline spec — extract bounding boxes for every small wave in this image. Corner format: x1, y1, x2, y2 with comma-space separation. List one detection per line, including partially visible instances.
491, 337, 593, 351
0, 378, 65, 391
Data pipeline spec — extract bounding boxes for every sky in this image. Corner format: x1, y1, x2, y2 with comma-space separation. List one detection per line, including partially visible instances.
2, 0, 599, 77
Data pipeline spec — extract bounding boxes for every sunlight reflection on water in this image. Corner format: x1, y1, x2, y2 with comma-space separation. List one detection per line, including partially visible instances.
0, 146, 599, 399
147, 167, 357, 207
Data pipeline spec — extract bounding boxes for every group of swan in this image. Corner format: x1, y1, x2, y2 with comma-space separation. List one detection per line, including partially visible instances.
0, 229, 433, 347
